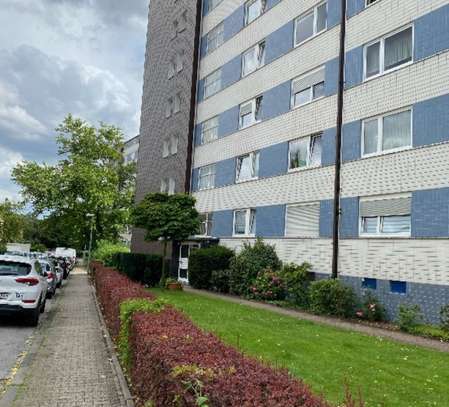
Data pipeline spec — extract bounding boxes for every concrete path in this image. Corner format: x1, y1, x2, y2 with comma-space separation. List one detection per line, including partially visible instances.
4, 270, 129, 407
185, 287, 449, 353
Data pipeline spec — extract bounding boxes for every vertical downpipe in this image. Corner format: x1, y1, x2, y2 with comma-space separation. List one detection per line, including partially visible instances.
331, 0, 347, 279
184, 0, 203, 193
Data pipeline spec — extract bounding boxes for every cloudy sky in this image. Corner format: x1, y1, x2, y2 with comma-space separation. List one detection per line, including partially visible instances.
0, 0, 149, 200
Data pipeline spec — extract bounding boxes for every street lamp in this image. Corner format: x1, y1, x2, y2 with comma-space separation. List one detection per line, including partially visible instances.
86, 213, 94, 273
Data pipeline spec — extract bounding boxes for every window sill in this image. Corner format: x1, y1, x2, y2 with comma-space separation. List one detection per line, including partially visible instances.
361, 145, 412, 159
232, 234, 256, 238
235, 177, 259, 184
359, 234, 411, 239
363, 60, 414, 83
239, 120, 261, 131
287, 164, 321, 173
291, 95, 325, 111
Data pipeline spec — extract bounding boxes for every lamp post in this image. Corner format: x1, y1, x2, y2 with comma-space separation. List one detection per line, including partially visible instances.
86, 213, 94, 273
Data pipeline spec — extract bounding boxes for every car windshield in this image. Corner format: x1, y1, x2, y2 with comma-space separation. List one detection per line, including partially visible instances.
0, 261, 32, 276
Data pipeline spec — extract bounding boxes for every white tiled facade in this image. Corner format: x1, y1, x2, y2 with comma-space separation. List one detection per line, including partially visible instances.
190, 0, 449, 322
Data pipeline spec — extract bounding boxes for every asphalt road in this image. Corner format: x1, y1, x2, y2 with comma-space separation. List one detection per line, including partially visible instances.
0, 291, 57, 386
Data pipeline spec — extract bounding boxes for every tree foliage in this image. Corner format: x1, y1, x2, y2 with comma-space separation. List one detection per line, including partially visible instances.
132, 193, 200, 283
12, 115, 135, 251
0, 200, 26, 251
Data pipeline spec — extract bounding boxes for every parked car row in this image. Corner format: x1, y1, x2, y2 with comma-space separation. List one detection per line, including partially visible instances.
0, 250, 76, 326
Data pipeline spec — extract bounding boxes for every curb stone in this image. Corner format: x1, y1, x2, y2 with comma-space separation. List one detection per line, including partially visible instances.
91, 285, 135, 407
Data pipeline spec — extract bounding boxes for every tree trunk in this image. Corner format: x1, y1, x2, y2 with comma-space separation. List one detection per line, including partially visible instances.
160, 239, 168, 287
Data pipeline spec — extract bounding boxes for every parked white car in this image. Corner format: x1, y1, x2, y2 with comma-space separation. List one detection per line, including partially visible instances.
0, 255, 48, 326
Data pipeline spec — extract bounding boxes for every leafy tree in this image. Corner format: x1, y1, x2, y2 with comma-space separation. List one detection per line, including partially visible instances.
132, 193, 200, 285
12, 115, 135, 251
0, 200, 26, 251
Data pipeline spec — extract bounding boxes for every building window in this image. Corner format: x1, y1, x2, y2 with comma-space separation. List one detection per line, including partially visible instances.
244, 0, 267, 26
208, 0, 224, 12
362, 109, 412, 157
359, 195, 411, 237
207, 23, 224, 54
236, 151, 259, 183
294, 2, 327, 46
168, 58, 175, 79
204, 69, 222, 98
201, 116, 219, 144
161, 178, 175, 194
362, 278, 377, 290
199, 213, 214, 236
233, 209, 256, 236
285, 202, 320, 237
365, 0, 379, 6
172, 20, 178, 39
239, 96, 263, 129
176, 50, 184, 72
198, 164, 216, 190
288, 134, 322, 170
165, 98, 173, 118
178, 10, 187, 32
162, 135, 178, 158
291, 67, 325, 108
390, 280, 407, 294
364, 26, 413, 80
173, 92, 181, 113
242, 41, 266, 77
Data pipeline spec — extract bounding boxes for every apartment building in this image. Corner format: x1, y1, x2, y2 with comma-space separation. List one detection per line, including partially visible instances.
136, 0, 449, 323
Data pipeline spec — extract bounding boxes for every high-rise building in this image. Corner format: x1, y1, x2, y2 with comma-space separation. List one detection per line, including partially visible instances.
135, 0, 449, 323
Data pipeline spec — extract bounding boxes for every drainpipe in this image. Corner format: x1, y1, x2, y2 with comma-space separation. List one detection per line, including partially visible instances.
184, 0, 203, 194
331, 0, 347, 279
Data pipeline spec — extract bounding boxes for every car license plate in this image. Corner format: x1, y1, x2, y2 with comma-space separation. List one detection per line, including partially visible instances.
0, 292, 9, 299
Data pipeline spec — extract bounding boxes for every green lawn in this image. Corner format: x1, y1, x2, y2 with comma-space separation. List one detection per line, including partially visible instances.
151, 288, 449, 407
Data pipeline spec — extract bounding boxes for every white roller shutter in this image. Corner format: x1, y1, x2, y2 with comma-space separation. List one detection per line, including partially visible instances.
285, 203, 320, 237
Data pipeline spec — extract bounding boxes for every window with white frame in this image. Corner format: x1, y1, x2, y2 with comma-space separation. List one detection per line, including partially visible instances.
204, 69, 222, 98
242, 41, 266, 77
362, 109, 412, 156
364, 26, 413, 80
168, 178, 175, 195
176, 50, 184, 72
172, 20, 178, 39
294, 2, 327, 46
239, 96, 263, 129
198, 213, 214, 236
285, 202, 320, 237
289, 134, 322, 170
167, 58, 175, 79
173, 92, 181, 113
208, 0, 223, 12
162, 139, 170, 158
178, 10, 187, 32
170, 135, 178, 155
236, 151, 259, 183
207, 23, 224, 54
291, 67, 325, 108
165, 98, 173, 118
244, 0, 267, 26
198, 164, 216, 190
359, 195, 411, 237
162, 135, 178, 158
201, 116, 219, 144
233, 209, 256, 236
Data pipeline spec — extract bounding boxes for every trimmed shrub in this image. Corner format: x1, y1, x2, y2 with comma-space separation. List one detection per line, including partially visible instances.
210, 269, 231, 293
129, 307, 330, 407
118, 298, 167, 370
112, 252, 162, 286
143, 254, 163, 287
92, 240, 129, 266
229, 238, 282, 296
440, 304, 449, 333
355, 293, 386, 322
309, 279, 356, 318
398, 304, 423, 332
188, 245, 234, 289
281, 263, 313, 308
250, 268, 286, 301
94, 264, 155, 337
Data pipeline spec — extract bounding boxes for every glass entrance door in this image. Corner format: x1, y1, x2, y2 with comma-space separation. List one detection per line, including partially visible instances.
178, 243, 199, 283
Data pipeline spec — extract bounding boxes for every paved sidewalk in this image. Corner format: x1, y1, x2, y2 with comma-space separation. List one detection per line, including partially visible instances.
185, 287, 449, 353
9, 270, 127, 407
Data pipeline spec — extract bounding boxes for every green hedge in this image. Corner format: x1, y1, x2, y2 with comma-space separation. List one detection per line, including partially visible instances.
92, 240, 129, 266
112, 252, 163, 287
188, 246, 234, 289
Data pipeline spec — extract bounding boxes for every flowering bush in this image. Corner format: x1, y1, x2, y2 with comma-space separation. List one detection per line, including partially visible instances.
309, 279, 356, 318
355, 293, 386, 322
250, 268, 286, 301
281, 262, 313, 308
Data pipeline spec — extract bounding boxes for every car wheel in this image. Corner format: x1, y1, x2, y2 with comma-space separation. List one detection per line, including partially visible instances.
40, 298, 46, 314
27, 306, 40, 327
46, 290, 53, 299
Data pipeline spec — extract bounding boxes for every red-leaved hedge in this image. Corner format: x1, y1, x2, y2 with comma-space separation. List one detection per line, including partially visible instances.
92, 262, 353, 406
94, 262, 154, 337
